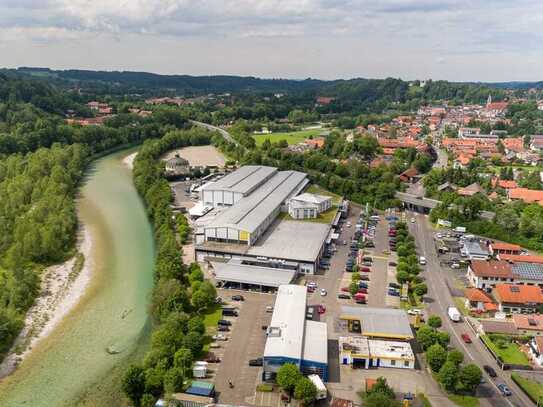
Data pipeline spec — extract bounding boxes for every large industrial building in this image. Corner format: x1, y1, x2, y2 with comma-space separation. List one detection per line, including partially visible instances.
194, 166, 337, 280
263, 285, 328, 381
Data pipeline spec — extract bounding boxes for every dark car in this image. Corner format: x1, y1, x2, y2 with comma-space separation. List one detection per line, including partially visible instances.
388, 289, 400, 297
483, 365, 497, 377
218, 319, 232, 326
364, 241, 375, 248
359, 274, 370, 281
388, 261, 397, 267
231, 295, 245, 301
358, 282, 368, 289
497, 383, 512, 396
249, 358, 263, 366
205, 353, 221, 363
338, 293, 351, 299
388, 282, 401, 289
217, 325, 230, 332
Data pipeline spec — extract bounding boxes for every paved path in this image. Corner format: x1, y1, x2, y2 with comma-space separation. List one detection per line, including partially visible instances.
409, 211, 534, 407
190, 120, 239, 146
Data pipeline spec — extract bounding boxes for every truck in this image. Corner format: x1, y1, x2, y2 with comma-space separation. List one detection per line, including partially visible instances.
448, 306, 461, 322
454, 226, 466, 233
308, 374, 327, 400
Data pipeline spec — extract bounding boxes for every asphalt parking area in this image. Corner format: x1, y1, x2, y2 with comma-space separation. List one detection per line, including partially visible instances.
213, 290, 272, 404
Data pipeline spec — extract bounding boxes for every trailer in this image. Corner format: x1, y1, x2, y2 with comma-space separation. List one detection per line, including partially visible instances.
448, 306, 461, 322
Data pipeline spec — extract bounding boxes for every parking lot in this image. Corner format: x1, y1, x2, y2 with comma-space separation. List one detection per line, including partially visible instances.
212, 290, 273, 404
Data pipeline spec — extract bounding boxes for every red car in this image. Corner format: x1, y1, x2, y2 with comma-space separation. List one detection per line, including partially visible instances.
388, 231, 397, 237
357, 288, 368, 294
461, 333, 472, 344
318, 305, 326, 314
360, 266, 371, 272
341, 287, 350, 292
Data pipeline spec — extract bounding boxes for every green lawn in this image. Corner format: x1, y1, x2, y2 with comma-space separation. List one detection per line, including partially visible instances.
203, 304, 222, 329
448, 395, 479, 407
511, 372, 543, 403
253, 129, 323, 146
453, 297, 470, 316
482, 335, 530, 365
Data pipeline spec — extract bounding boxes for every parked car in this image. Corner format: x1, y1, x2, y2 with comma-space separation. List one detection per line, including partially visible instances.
212, 334, 227, 341
451, 263, 460, 269
249, 358, 263, 366
231, 295, 245, 301
483, 365, 497, 377
209, 343, 221, 349
355, 298, 367, 304
338, 293, 351, 299
217, 325, 230, 332
461, 333, 472, 344
364, 241, 375, 248
341, 287, 350, 292
318, 305, 326, 314
388, 282, 401, 289
497, 383, 512, 396
360, 266, 371, 272
359, 274, 370, 281
266, 306, 273, 313
218, 319, 232, 326
358, 282, 368, 289
320, 288, 327, 296
411, 217, 415, 223
205, 354, 221, 363
388, 289, 400, 297
407, 309, 422, 316
357, 288, 368, 294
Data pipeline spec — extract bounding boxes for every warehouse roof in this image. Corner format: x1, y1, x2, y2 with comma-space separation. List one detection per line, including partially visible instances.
462, 240, 490, 258
341, 307, 413, 340
264, 285, 307, 361
290, 193, 331, 205
207, 170, 308, 234
211, 260, 296, 288
248, 220, 330, 262
200, 165, 276, 195
302, 320, 328, 364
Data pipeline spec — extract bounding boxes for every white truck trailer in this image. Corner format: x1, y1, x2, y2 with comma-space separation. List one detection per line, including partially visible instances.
448, 306, 461, 322
308, 374, 327, 400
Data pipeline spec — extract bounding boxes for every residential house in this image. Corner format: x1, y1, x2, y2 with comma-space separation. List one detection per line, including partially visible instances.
466, 260, 514, 289
493, 284, 543, 313
513, 314, 543, 336
399, 167, 419, 183
464, 288, 497, 313
490, 242, 522, 256
508, 188, 543, 205
500, 254, 543, 264
457, 182, 485, 197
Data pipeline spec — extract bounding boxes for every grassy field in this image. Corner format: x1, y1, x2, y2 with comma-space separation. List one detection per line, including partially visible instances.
253, 129, 323, 146
511, 373, 543, 403
448, 395, 479, 407
482, 335, 530, 365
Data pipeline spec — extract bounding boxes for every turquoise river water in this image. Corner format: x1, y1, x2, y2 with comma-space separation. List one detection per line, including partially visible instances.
0, 149, 155, 406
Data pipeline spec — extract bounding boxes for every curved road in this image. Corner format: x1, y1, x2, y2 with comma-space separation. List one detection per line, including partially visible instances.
190, 120, 239, 146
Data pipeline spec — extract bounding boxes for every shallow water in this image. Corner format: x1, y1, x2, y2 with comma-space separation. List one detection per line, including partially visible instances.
0, 148, 155, 406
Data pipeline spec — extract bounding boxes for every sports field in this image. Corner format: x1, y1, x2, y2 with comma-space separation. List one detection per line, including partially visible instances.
253, 129, 323, 146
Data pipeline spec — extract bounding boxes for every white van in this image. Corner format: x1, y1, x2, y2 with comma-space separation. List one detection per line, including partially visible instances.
419, 256, 427, 265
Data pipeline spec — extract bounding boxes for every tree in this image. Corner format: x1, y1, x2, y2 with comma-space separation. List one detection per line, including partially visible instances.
363, 392, 400, 407
428, 315, 442, 329
458, 364, 482, 394
163, 367, 185, 394
414, 283, 427, 296
426, 343, 447, 372
436, 331, 450, 348
439, 361, 459, 392
416, 325, 438, 350
173, 348, 193, 375
122, 365, 146, 407
276, 363, 302, 394
294, 377, 317, 405
367, 377, 395, 399
140, 394, 156, 407
447, 349, 464, 366
182, 330, 203, 355
349, 281, 360, 296
191, 281, 217, 310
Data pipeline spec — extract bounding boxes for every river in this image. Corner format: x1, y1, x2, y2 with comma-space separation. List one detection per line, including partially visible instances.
0, 148, 155, 406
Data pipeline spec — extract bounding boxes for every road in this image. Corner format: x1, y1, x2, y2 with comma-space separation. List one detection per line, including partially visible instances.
190, 120, 239, 145
409, 211, 534, 407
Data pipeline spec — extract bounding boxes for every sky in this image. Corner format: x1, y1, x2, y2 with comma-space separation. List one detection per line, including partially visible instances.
1, 0, 542, 82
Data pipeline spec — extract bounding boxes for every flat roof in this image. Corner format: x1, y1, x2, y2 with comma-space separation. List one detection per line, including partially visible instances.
302, 320, 328, 365
211, 260, 296, 288
248, 219, 330, 263
200, 165, 276, 195
463, 240, 489, 256
264, 285, 307, 361
207, 170, 308, 234
341, 307, 413, 339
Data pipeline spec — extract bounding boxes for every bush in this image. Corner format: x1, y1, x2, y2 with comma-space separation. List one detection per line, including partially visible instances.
256, 384, 274, 392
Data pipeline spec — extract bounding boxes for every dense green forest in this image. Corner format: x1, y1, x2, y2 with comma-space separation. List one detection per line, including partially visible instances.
0, 74, 197, 362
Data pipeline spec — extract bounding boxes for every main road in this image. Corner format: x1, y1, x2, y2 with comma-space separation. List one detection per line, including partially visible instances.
190, 120, 239, 146
409, 211, 534, 407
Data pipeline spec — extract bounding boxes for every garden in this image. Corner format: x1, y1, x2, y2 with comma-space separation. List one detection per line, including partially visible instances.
481, 334, 530, 366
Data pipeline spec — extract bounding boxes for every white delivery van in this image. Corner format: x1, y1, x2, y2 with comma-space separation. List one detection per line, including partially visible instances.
308, 374, 327, 400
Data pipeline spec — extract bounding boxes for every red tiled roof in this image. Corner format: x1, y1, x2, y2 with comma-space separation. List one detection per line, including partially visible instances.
470, 260, 513, 278
494, 284, 543, 305
499, 254, 543, 264
464, 288, 493, 303
484, 303, 498, 311
491, 242, 522, 252
509, 188, 543, 204
512, 314, 543, 330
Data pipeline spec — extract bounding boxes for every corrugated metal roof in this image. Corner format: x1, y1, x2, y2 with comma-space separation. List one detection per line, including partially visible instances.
302, 320, 328, 364
341, 307, 413, 339
200, 165, 276, 195
211, 260, 296, 287
208, 170, 307, 233
264, 285, 307, 361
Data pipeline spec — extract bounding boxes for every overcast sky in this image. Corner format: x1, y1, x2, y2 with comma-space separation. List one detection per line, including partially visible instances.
1, 0, 542, 82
